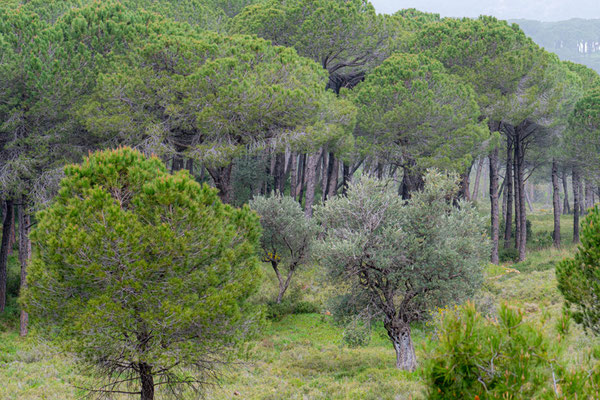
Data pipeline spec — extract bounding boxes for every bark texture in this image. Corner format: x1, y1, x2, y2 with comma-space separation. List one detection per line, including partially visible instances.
573, 167, 581, 243
552, 160, 561, 248
385, 318, 416, 371
0, 200, 14, 312
18, 201, 31, 337
489, 148, 500, 265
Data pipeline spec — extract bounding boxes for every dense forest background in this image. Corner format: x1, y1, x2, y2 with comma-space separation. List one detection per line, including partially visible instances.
1, 1, 600, 399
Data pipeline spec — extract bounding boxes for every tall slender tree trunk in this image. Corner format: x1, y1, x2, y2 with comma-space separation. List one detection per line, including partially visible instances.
472, 157, 484, 201
290, 152, 298, 200
385, 318, 416, 371
297, 154, 307, 204
552, 159, 561, 248
304, 152, 320, 218
458, 163, 473, 201
513, 144, 521, 252
341, 162, 351, 195
515, 133, 527, 261
139, 362, 154, 400
562, 170, 571, 214
573, 167, 581, 243
504, 135, 514, 248
326, 154, 339, 200
0, 200, 14, 312
18, 200, 30, 336
489, 148, 500, 264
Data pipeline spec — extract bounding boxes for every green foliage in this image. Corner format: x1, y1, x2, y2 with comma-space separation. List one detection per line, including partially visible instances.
557, 205, 600, 335
23, 147, 264, 395
342, 317, 371, 348
230, 0, 395, 88
426, 302, 557, 399
316, 170, 489, 367
350, 53, 488, 172
250, 193, 319, 302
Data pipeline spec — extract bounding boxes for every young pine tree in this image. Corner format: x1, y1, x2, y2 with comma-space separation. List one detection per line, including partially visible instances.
22, 148, 263, 400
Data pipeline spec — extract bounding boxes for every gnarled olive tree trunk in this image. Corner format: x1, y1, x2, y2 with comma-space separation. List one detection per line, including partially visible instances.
384, 317, 416, 371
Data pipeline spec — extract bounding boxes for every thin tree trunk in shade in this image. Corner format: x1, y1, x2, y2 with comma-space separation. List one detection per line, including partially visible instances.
504, 134, 513, 248
472, 157, 484, 201
515, 132, 527, 261
552, 159, 561, 248
341, 162, 351, 195
489, 148, 500, 264
573, 167, 581, 243
0, 200, 14, 312
326, 155, 339, 200
304, 152, 320, 218
18, 200, 31, 336
290, 152, 298, 200
321, 151, 329, 201
562, 169, 571, 214
513, 143, 521, 252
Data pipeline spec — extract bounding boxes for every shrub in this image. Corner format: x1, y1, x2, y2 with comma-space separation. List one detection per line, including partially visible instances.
426, 302, 558, 399
557, 205, 600, 335
342, 317, 371, 348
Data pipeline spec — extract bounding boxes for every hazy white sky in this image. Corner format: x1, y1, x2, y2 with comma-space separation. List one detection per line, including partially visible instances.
370, 0, 600, 21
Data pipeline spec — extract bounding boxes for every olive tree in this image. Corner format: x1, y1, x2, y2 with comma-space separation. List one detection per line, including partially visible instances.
315, 171, 489, 370
249, 194, 319, 303
22, 148, 263, 400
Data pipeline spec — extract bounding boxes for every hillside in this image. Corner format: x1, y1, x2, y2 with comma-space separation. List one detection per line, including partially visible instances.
512, 18, 600, 72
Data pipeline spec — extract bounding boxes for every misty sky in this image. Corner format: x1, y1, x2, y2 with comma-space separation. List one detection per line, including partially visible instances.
370, 0, 600, 21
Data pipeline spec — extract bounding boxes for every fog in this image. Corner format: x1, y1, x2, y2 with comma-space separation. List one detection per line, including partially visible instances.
370, 0, 600, 21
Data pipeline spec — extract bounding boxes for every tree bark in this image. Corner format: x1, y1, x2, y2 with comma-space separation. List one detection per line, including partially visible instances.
573, 167, 581, 243
18, 200, 31, 336
400, 161, 424, 200
0, 200, 14, 312
385, 318, 416, 371
326, 154, 339, 200
504, 134, 514, 248
304, 152, 320, 218
341, 162, 351, 195
297, 154, 307, 204
515, 137, 527, 261
489, 148, 500, 265
290, 152, 298, 200
273, 153, 285, 194
206, 164, 234, 204
139, 362, 154, 400
552, 159, 561, 248
562, 169, 571, 214
472, 157, 484, 201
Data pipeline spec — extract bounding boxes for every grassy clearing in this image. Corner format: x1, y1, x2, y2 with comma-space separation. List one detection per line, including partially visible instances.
1, 210, 597, 399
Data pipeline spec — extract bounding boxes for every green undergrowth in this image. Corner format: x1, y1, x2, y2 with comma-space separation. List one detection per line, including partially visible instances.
2, 211, 599, 399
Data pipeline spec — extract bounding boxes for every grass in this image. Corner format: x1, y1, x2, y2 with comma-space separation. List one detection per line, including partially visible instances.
1, 209, 597, 399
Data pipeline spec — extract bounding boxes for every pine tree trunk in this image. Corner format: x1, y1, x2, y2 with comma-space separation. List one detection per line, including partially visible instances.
341, 162, 351, 195
326, 155, 339, 200
489, 148, 500, 264
385, 318, 416, 371
504, 135, 514, 248
573, 167, 581, 243
552, 159, 561, 248
400, 161, 424, 200
273, 153, 285, 194
297, 154, 307, 204
206, 164, 234, 204
290, 152, 298, 200
472, 157, 484, 201
0, 200, 14, 312
304, 152, 320, 218
513, 143, 521, 252
458, 162, 473, 201
139, 363, 154, 400
562, 170, 571, 214
516, 139, 527, 261
18, 200, 30, 336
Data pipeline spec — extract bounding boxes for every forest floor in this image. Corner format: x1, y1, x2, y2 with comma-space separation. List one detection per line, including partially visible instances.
1, 210, 598, 400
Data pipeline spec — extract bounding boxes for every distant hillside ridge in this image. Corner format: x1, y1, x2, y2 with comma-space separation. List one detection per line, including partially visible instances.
510, 18, 600, 73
